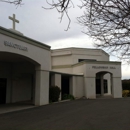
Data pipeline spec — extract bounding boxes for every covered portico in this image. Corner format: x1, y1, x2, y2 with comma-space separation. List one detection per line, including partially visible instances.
50, 71, 84, 100
0, 26, 51, 106
73, 61, 122, 99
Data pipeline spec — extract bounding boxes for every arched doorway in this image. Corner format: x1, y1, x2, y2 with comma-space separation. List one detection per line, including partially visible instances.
96, 71, 112, 98
0, 52, 40, 105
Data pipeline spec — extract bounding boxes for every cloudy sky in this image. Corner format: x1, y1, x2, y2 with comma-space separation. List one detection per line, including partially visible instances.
0, 0, 129, 79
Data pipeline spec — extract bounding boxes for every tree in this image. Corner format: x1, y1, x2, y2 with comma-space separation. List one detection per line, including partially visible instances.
78, 0, 130, 63
44, 0, 130, 62
0, 0, 23, 6
2, 0, 130, 62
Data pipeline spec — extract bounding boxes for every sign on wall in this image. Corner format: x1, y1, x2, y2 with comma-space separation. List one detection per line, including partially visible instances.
4, 41, 28, 51
92, 66, 116, 69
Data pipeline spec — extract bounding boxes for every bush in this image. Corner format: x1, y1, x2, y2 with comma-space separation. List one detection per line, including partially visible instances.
122, 90, 130, 97
49, 86, 61, 102
122, 79, 130, 90
62, 94, 75, 100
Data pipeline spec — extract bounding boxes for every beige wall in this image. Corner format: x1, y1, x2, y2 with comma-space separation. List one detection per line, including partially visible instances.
51, 54, 73, 66
83, 62, 121, 78
51, 48, 109, 70
51, 48, 122, 99
75, 76, 84, 98
52, 67, 73, 74
72, 49, 109, 64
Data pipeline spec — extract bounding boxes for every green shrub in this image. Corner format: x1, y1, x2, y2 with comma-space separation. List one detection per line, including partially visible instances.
122, 90, 130, 97
62, 94, 75, 100
49, 86, 61, 102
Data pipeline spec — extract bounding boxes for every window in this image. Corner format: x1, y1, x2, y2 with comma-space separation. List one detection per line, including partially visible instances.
78, 59, 96, 62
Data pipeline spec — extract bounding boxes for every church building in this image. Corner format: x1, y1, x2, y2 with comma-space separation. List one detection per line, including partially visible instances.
0, 14, 122, 106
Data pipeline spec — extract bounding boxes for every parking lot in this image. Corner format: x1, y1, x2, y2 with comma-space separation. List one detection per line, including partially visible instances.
0, 98, 130, 130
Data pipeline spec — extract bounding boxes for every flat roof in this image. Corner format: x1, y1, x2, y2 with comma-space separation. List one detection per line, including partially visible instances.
50, 70, 84, 76
73, 60, 121, 67
51, 47, 109, 56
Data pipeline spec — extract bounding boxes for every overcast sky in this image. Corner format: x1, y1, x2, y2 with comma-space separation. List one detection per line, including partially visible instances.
0, 0, 129, 79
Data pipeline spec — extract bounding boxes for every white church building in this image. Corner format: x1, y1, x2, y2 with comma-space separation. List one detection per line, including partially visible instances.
0, 14, 122, 106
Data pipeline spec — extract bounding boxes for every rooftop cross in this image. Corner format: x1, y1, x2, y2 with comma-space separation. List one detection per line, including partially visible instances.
9, 14, 19, 30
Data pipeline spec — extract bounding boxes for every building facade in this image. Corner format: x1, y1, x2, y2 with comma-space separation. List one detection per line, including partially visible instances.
51, 48, 122, 99
0, 26, 122, 106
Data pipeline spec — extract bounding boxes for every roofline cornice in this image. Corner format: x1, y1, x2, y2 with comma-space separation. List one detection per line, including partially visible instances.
0, 26, 51, 51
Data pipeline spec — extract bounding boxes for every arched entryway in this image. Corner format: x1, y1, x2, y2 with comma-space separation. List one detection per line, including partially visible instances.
96, 71, 112, 98
0, 52, 40, 105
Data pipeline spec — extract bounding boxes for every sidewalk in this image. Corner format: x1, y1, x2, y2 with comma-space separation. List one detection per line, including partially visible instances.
0, 101, 35, 114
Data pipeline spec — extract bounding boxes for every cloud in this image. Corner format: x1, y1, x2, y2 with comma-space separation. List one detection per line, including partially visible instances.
0, 0, 129, 79
48, 35, 94, 49
122, 65, 130, 79
0, 0, 84, 43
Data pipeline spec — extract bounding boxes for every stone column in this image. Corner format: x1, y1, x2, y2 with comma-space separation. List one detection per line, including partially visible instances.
84, 77, 96, 99
112, 77, 122, 98
70, 76, 76, 97
51, 74, 61, 100
35, 70, 49, 106
101, 75, 104, 96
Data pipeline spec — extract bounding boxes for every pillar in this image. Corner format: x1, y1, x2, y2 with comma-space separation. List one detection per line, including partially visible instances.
84, 77, 96, 99
70, 76, 76, 97
112, 77, 122, 98
51, 74, 61, 100
35, 70, 49, 106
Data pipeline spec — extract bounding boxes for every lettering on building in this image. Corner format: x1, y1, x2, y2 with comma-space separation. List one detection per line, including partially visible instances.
92, 66, 116, 69
4, 41, 28, 51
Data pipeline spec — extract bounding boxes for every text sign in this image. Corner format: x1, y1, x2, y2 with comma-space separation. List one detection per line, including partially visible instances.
92, 66, 116, 69
4, 41, 28, 51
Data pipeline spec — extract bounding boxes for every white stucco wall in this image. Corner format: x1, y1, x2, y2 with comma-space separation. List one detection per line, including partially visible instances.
51, 54, 73, 66
0, 32, 51, 70
72, 49, 109, 64
52, 67, 73, 74
0, 62, 35, 103
11, 63, 34, 103
70, 76, 84, 98
83, 62, 121, 78
0, 27, 51, 105
51, 48, 109, 69
12, 76, 32, 102
75, 76, 84, 98
0, 27, 122, 106
72, 61, 122, 99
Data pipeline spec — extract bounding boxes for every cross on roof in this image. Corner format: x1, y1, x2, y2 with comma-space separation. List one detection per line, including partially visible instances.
9, 14, 19, 30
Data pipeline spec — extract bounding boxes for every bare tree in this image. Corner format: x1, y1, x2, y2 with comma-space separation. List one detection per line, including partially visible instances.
0, 0, 23, 6
44, 0, 130, 62
43, 0, 75, 31
78, 0, 130, 62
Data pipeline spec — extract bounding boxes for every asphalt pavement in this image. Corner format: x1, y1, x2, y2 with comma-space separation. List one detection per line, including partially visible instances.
0, 98, 130, 130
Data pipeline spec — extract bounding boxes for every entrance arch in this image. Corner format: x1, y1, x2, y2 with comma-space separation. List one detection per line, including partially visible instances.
96, 71, 112, 98
0, 52, 40, 105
